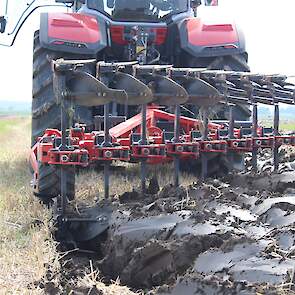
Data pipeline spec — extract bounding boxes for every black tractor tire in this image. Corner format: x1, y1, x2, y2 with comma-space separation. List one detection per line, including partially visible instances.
181, 53, 250, 176
32, 30, 94, 146
34, 163, 75, 204
189, 53, 251, 121
32, 30, 94, 202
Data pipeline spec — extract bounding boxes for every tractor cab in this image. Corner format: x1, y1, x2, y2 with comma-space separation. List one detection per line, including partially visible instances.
86, 0, 218, 22
87, 0, 189, 22
0, 0, 67, 46
0, 0, 218, 46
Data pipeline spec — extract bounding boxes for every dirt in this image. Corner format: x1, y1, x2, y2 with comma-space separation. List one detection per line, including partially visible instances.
37, 151, 295, 295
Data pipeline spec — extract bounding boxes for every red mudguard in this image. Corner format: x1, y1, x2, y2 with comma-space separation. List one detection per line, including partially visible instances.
179, 17, 246, 57
39, 12, 107, 55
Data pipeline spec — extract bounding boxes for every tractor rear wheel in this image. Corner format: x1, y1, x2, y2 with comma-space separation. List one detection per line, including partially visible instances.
32, 30, 94, 202
34, 163, 75, 204
32, 30, 94, 146
190, 53, 251, 121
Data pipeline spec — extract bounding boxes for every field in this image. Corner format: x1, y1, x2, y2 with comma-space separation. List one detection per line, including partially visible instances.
0, 116, 51, 294
1, 116, 295, 295
0, 116, 189, 294
261, 119, 295, 132
0, 117, 147, 294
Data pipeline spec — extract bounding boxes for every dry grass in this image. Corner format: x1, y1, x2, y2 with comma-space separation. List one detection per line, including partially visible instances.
0, 117, 142, 294
76, 163, 195, 203
77, 262, 141, 295
0, 116, 53, 294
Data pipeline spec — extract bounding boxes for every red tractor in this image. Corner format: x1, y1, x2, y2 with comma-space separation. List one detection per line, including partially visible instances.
1, 0, 250, 138
3, 1, 295, 246
0, 0, 250, 200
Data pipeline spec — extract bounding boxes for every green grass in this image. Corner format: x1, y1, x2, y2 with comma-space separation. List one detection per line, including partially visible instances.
0, 116, 30, 134
279, 122, 295, 132
0, 119, 14, 134
260, 120, 295, 132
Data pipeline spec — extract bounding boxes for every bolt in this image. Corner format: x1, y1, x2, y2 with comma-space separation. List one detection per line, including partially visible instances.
142, 148, 150, 156
104, 150, 113, 158
205, 144, 212, 150
232, 141, 239, 148
61, 155, 69, 163
176, 145, 184, 153
98, 216, 107, 222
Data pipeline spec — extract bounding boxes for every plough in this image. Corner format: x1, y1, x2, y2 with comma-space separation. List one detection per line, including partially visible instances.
29, 59, 295, 244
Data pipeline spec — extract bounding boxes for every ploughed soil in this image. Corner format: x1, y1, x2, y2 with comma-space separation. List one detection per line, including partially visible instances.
37, 149, 295, 295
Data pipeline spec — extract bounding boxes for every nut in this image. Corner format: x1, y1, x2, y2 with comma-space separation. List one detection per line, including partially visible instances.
176, 145, 184, 153
142, 148, 150, 156
104, 150, 113, 158
61, 155, 69, 163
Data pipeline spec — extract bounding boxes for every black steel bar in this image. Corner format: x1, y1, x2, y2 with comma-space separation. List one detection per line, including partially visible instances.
227, 103, 235, 173
103, 103, 111, 199
140, 104, 147, 193
251, 102, 258, 172
265, 78, 281, 173
173, 105, 181, 187
53, 66, 68, 217
103, 103, 111, 147
273, 102, 280, 171
212, 120, 252, 128
97, 65, 113, 200
201, 108, 209, 180
228, 104, 235, 139
226, 95, 250, 105
141, 104, 147, 145
60, 104, 68, 215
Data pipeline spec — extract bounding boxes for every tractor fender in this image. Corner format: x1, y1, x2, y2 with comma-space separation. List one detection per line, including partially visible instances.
39, 12, 107, 55
178, 17, 247, 58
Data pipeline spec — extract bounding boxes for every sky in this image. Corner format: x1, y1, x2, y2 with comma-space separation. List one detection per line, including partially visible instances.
0, 0, 295, 102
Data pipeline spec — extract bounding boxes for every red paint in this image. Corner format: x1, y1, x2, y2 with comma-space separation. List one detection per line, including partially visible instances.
29, 144, 38, 174
110, 26, 167, 45
110, 25, 128, 45
48, 13, 100, 43
152, 27, 167, 45
30, 108, 295, 179
186, 18, 238, 46
110, 108, 220, 139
